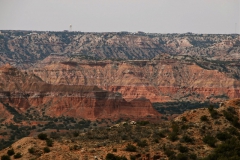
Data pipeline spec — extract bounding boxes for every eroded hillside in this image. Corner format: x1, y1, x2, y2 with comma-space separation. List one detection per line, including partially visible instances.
0, 64, 160, 122
1, 99, 240, 160
27, 54, 240, 103
0, 30, 240, 68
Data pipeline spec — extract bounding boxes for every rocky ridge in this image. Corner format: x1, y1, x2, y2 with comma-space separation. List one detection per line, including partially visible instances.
0, 30, 240, 68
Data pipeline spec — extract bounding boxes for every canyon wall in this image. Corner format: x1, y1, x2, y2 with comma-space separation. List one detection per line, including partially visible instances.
0, 64, 160, 121
28, 56, 240, 103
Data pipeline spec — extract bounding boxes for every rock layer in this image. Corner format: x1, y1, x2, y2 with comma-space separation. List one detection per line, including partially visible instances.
28, 56, 240, 103
1, 31, 240, 68
0, 64, 160, 120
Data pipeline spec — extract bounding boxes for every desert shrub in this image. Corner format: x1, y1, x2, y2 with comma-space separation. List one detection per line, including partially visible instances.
130, 155, 136, 160
200, 115, 208, 122
223, 111, 240, 128
178, 145, 189, 153
13, 153, 22, 159
73, 131, 79, 137
181, 124, 189, 130
168, 132, 178, 142
28, 147, 35, 154
154, 139, 159, 143
216, 132, 232, 141
112, 148, 117, 152
38, 133, 47, 140
181, 135, 194, 143
189, 153, 197, 160
204, 137, 240, 159
171, 122, 179, 133
164, 149, 175, 157
137, 140, 148, 148
125, 144, 136, 152
176, 153, 188, 160
46, 139, 53, 147
137, 121, 149, 126
227, 107, 236, 114
7, 148, 14, 156
1, 155, 10, 160
203, 135, 217, 147
209, 110, 219, 119
73, 145, 80, 150
153, 130, 166, 138
106, 153, 127, 160
43, 147, 50, 153
121, 134, 128, 140
181, 116, 187, 122
226, 127, 239, 136
223, 110, 235, 122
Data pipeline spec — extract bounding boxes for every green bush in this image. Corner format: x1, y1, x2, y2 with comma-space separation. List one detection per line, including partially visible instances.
137, 140, 148, 148
189, 153, 197, 160
106, 153, 127, 160
154, 131, 166, 138
38, 133, 48, 140
209, 110, 219, 119
216, 132, 231, 141
181, 116, 187, 122
168, 132, 178, 142
227, 127, 239, 136
137, 121, 149, 126
73, 131, 79, 137
204, 137, 240, 159
223, 111, 240, 128
176, 153, 188, 160
46, 139, 53, 147
181, 135, 194, 143
164, 149, 175, 157
171, 122, 179, 133
28, 147, 35, 154
43, 147, 50, 153
181, 124, 189, 130
1, 155, 10, 160
130, 155, 136, 160
203, 135, 217, 147
13, 153, 22, 159
200, 115, 208, 122
178, 145, 189, 153
227, 107, 236, 114
7, 148, 14, 156
125, 144, 136, 152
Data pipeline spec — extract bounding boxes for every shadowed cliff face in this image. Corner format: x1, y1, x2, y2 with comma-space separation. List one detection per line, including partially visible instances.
28, 56, 240, 103
0, 64, 160, 121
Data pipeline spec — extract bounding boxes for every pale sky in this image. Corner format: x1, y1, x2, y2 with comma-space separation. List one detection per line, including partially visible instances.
0, 0, 239, 34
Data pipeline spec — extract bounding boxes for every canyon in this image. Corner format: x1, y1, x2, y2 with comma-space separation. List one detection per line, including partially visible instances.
0, 64, 160, 122
0, 31, 240, 68
0, 30, 239, 105
1, 30, 240, 158
27, 53, 240, 103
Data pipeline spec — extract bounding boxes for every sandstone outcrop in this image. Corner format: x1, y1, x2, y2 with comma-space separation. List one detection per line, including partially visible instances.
0, 64, 160, 120
28, 55, 240, 103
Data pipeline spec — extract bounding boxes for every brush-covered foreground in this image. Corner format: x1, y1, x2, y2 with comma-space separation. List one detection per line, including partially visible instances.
0, 99, 240, 160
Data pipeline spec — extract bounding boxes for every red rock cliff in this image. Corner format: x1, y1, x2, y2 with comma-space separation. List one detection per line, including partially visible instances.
28, 58, 240, 103
0, 64, 161, 120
